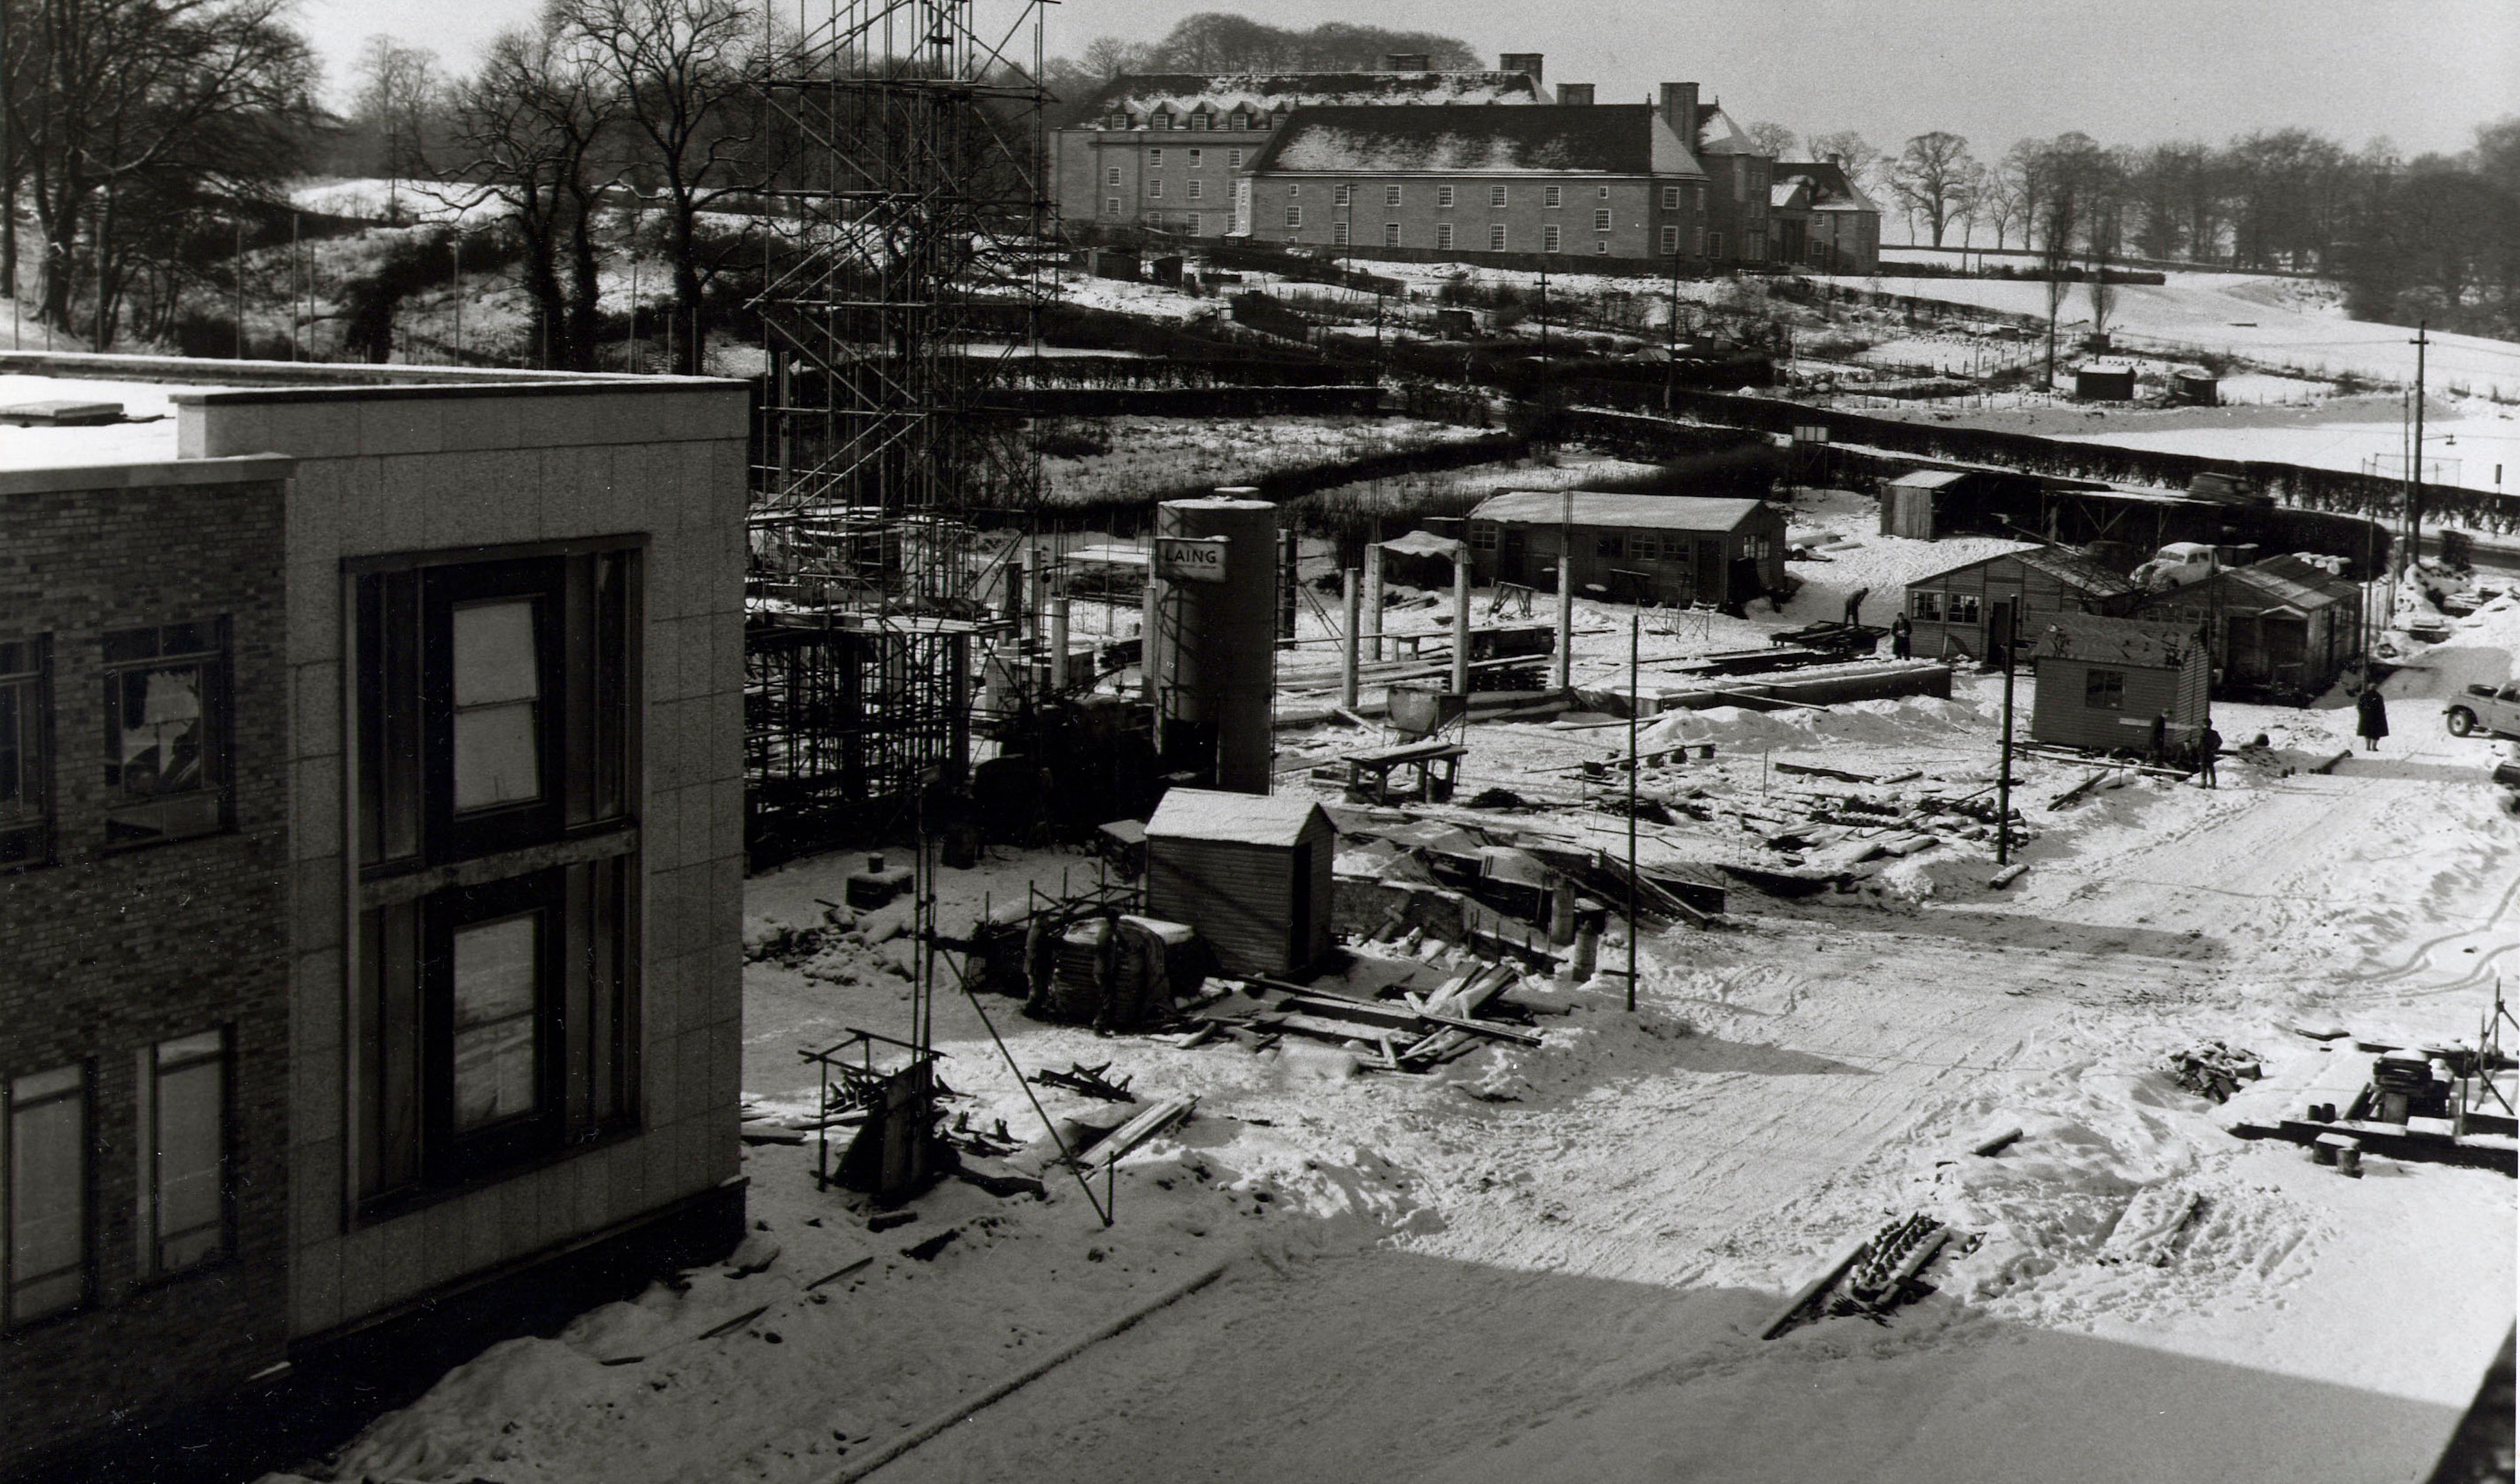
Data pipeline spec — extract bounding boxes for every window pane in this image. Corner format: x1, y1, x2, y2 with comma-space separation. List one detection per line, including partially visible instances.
10, 1080, 84, 1321
453, 916, 540, 1132
154, 1058, 224, 1270
110, 667, 206, 797
455, 702, 541, 809
453, 602, 539, 706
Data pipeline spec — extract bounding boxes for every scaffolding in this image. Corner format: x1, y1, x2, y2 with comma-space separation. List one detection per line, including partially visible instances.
745, 0, 1053, 857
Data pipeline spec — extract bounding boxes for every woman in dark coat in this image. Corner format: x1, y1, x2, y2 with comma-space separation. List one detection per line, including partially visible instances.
2356, 687, 2390, 751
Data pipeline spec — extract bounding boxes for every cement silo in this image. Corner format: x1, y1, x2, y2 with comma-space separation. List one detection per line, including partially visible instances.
1151, 493, 1277, 794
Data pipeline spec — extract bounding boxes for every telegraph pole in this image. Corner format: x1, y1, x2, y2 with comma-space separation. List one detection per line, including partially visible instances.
1995, 599, 2019, 865
1626, 610, 1640, 1012
2408, 321, 2428, 577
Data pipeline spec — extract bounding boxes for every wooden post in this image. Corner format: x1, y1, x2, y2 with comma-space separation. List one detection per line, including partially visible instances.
1627, 610, 1640, 1010
1364, 541, 1385, 660
1554, 489, 1574, 692
1340, 568, 1361, 710
1451, 551, 1472, 696
1050, 593, 1071, 692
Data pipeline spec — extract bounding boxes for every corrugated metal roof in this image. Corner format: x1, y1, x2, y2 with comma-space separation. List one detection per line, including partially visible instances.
1146, 787, 1326, 848
2016, 546, 2141, 597
1887, 469, 1969, 489
1249, 103, 1703, 177
1469, 490, 1771, 531
2029, 615, 2203, 668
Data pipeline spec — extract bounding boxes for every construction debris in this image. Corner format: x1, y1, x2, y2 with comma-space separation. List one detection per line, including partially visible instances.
1031, 1062, 1136, 1102
1764, 1213, 1962, 1339
2170, 1044, 2263, 1103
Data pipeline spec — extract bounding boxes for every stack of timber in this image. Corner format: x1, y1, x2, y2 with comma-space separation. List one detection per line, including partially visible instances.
1761, 1212, 1961, 1340
1179, 966, 1544, 1072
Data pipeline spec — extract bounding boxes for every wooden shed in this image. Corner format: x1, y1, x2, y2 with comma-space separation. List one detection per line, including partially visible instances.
1466, 490, 1788, 611
2075, 362, 2138, 400
1903, 543, 2141, 661
2027, 616, 2210, 754
1880, 469, 1967, 539
2134, 554, 2363, 701
1144, 787, 1334, 978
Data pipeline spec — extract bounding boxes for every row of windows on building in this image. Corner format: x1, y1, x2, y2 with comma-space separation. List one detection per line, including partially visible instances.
2, 1030, 236, 1328
1103, 108, 1283, 131
1467, 527, 1777, 561
0, 622, 237, 868
1125, 149, 1243, 172
1099, 170, 1714, 217
1284, 215, 1735, 258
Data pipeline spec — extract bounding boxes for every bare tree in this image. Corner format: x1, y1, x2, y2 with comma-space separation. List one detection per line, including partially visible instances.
565, 0, 768, 374
1806, 130, 1882, 191
1745, 121, 1798, 160
354, 33, 440, 217
3, 0, 317, 339
1891, 130, 1976, 247
447, 20, 615, 368
1970, 160, 2023, 248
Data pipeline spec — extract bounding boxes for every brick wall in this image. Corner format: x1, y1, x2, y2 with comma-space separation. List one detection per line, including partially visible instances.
1244, 174, 1705, 262
0, 465, 294, 1476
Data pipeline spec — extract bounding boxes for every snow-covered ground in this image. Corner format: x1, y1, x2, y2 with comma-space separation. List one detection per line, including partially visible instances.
258, 486, 2516, 1484
1820, 270, 2520, 400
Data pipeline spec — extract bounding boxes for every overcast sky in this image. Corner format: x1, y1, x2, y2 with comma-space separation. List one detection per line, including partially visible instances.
299, 0, 2517, 157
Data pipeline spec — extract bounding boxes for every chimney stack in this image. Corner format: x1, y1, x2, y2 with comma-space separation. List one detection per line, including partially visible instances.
1499, 52, 1544, 84
1660, 82, 1700, 143
1383, 52, 1431, 71
1558, 82, 1595, 107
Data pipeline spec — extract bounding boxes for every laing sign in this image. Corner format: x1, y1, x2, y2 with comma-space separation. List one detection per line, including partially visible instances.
1154, 536, 1229, 582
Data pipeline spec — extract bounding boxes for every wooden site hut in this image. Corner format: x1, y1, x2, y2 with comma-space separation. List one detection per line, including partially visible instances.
1903, 543, 2140, 661
1144, 787, 1334, 978
2134, 554, 2363, 700
2027, 616, 2210, 753
1466, 490, 1788, 609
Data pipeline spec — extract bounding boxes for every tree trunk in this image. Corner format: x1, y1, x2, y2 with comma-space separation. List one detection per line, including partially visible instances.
668, 193, 704, 375
564, 188, 601, 372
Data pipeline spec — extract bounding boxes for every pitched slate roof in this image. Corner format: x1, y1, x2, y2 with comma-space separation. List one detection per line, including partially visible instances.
1146, 787, 1327, 848
1470, 490, 1770, 532
1086, 70, 1546, 120
2029, 615, 2203, 669
1247, 104, 1705, 178
1775, 160, 1881, 214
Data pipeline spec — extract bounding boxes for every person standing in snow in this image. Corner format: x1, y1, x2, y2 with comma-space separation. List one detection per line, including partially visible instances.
2197, 724, 2221, 787
2357, 687, 2389, 751
2148, 711, 2168, 765
1889, 613, 1912, 659
1844, 587, 1869, 627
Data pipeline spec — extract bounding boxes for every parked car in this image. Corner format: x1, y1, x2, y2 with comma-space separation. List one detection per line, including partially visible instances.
2445, 682, 2520, 738
2131, 542, 2221, 592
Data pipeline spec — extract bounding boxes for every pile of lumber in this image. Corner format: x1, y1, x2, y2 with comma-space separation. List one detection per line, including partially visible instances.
1178, 966, 1544, 1072
1761, 1212, 1959, 1340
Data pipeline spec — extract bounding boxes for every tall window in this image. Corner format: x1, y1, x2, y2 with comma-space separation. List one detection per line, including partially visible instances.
1333, 184, 1351, 205
1437, 184, 1455, 208
1490, 184, 1507, 208
1707, 231, 1724, 259
1435, 222, 1453, 250
1285, 205, 1302, 228
101, 620, 230, 848
138, 1029, 230, 1277
1187, 214, 1205, 236
1104, 166, 1120, 187
1660, 225, 1680, 253
1332, 220, 1349, 246
2085, 668, 2127, 709
1148, 180, 1163, 199
1383, 184, 1402, 206
0, 638, 48, 867
1188, 149, 1202, 166
1543, 224, 1561, 252
1593, 208, 1612, 232
1662, 184, 1681, 209
1106, 197, 1122, 216
1383, 222, 1401, 247
5, 1065, 86, 1325
1187, 180, 1203, 200
354, 546, 638, 1208
1488, 224, 1507, 251
1543, 185, 1562, 209
1228, 149, 1243, 168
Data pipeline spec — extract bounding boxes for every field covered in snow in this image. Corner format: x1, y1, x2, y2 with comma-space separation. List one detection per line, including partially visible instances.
257, 487, 2517, 1484
1821, 269, 2520, 400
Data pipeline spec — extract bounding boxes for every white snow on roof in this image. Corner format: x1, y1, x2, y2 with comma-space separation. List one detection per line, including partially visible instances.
1146, 787, 1325, 847
1471, 490, 1770, 531
0, 375, 200, 469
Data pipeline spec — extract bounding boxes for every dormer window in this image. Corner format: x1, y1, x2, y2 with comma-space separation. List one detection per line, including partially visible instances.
1108, 112, 1126, 129
1152, 111, 1171, 131
1190, 111, 1210, 131
1230, 111, 1249, 130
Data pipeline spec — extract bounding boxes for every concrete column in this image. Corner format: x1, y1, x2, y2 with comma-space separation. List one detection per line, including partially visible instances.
1555, 516, 1574, 694
1341, 568, 1361, 710
1278, 528, 1299, 641
1549, 876, 1576, 946
1451, 551, 1472, 696
1140, 571, 1161, 708
1050, 593, 1071, 692
1363, 542, 1385, 660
